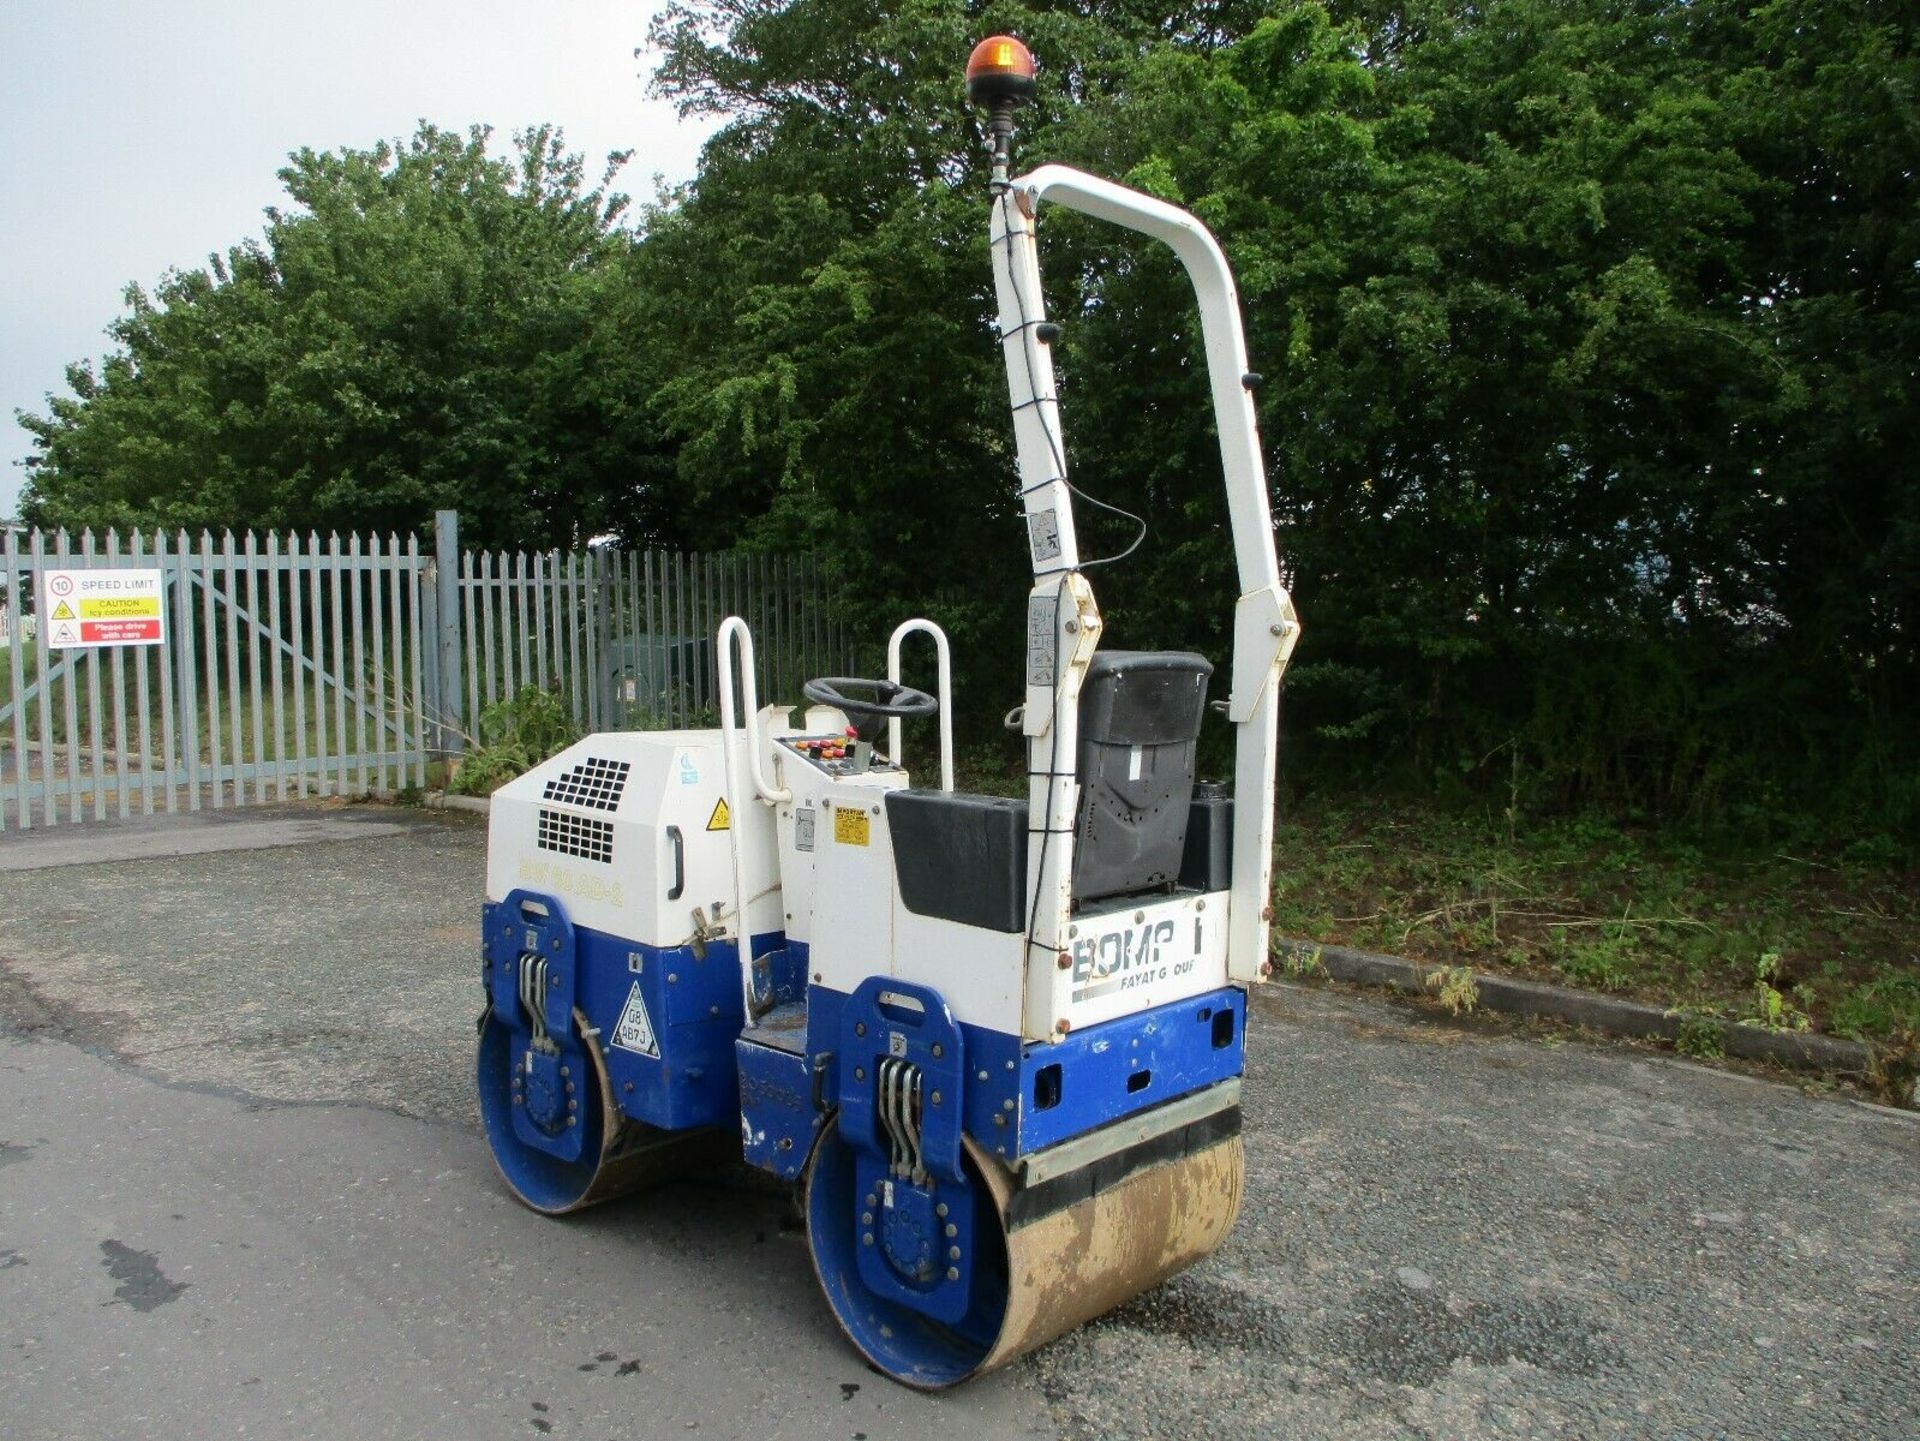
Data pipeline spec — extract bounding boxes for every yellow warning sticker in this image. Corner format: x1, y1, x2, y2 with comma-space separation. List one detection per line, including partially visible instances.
706, 797, 730, 832
51, 600, 75, 620
833, 808, 870, 846
79, 595, 160, 619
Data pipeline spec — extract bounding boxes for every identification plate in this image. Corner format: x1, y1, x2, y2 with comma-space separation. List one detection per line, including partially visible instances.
1026, 592, 1057, 686
611, 980, 660, 1058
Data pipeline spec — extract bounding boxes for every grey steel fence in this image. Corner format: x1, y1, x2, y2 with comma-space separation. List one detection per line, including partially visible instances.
455, 545, 850, 736
0, 513, 846, 830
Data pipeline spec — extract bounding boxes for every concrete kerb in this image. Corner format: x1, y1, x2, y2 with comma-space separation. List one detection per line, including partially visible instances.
1275, 936, 1898, 1086
418, 791, 492, 817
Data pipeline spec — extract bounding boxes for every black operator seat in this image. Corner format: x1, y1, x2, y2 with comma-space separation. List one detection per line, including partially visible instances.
1071, 650, 1212, 903
887, 649, 1226, 933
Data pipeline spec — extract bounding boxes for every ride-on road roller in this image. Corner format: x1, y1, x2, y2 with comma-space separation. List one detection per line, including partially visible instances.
476, 36, 1301, 1388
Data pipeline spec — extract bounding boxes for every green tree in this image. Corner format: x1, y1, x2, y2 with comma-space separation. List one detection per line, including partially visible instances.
639, 0, 1917, 834
19, 1, 1915, 836
1708, 0, 1920, 831
635, 0, 1291, 695
18, 123, 653, 548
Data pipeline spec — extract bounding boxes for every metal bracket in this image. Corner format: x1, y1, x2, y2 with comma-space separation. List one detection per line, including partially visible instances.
688, 904, 716, 960
835, 977, 978, 1324
837, 978, 966, 1181
1228, 585, 1299, 723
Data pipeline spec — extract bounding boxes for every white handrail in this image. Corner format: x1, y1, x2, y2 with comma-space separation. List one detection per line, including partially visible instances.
886, 618, 954, 792
716, 617, 787, 1028
716, 617, 790, 805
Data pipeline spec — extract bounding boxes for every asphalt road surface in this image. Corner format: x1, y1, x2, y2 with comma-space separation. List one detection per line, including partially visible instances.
1, 805, 1914, 1440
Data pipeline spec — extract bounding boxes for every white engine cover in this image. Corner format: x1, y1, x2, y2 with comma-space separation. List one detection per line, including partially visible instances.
485, 729, 777, 947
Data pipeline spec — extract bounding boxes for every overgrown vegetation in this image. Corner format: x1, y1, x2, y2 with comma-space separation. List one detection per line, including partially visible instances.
1673, 1012, 1726, 1061
448, 686, 578, 796
1425, 964, 1480, 1017
14, 1, 1919, 847
1271, 801, 1919, 1054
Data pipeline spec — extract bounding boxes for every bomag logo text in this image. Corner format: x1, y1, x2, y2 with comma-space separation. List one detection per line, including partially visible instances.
1070, 918, 1184, 1000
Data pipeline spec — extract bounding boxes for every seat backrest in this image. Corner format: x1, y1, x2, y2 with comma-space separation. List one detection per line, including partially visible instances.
1072, 650, 1212, 903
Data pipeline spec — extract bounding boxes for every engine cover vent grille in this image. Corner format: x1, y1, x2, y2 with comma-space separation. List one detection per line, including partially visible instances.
542, 756, 631, 812
538, 808, 614, 865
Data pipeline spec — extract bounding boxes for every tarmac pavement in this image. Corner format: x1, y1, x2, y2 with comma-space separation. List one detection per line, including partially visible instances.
0, 804, 1913, 1440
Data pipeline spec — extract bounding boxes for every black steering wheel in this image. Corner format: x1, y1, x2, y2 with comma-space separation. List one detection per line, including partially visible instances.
802, 677, 939, 742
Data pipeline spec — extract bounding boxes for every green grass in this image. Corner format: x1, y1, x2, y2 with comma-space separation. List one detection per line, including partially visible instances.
1272, 800, 1919, 1054
901, 741, 1919, 1061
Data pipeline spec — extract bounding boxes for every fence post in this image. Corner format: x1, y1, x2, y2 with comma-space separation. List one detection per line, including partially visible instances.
594, 547, 615, 730
420, 554, 441, 752
434, 509, 464, 753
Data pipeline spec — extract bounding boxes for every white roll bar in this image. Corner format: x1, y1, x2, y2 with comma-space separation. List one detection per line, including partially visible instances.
716, 617, 787, 1026
716, 616, 790, 805
1012, 165, 1281, 601
998, 165, 1300, 992
886, 619, 954, 792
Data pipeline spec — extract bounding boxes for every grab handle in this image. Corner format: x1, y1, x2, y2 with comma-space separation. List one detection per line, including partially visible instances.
716, 616, 786, 1029
717, 617, 791, 804
665, 825, 685, 900
886, 618, 954, 791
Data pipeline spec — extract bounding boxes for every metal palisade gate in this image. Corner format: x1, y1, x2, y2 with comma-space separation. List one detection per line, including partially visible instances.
0, 514, 847, 830
0, 526, 430, 829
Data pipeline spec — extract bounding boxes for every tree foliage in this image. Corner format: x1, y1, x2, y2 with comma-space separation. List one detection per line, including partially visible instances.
635, 0, 1918, 837
19, 124, 653, 548
18, 2, 1918, 837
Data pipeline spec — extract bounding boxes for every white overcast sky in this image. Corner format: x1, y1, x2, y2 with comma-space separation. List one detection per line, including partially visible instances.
0, 1, 717, 518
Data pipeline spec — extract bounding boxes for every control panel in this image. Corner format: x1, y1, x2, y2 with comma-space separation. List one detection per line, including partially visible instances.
780, 732, 899, 778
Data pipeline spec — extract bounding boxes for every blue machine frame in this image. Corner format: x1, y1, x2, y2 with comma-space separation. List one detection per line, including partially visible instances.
487, 891, 1245, 1185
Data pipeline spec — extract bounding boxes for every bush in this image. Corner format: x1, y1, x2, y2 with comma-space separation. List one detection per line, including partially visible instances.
448, 686, 577, 797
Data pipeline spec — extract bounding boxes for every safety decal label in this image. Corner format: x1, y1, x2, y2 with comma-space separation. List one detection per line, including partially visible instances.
794, 806, 816, 852
833, 808, 870, 847
611, 980, 659, 1058
1027, 506, 1062, 563
677, 754, 700, 785
706, 797, 730, 832
40, 568, 165, 649
1026, 592, 1057, 686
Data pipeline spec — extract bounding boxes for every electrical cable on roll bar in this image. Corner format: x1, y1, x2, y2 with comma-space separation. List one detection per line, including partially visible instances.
994, 190, 1150, 573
